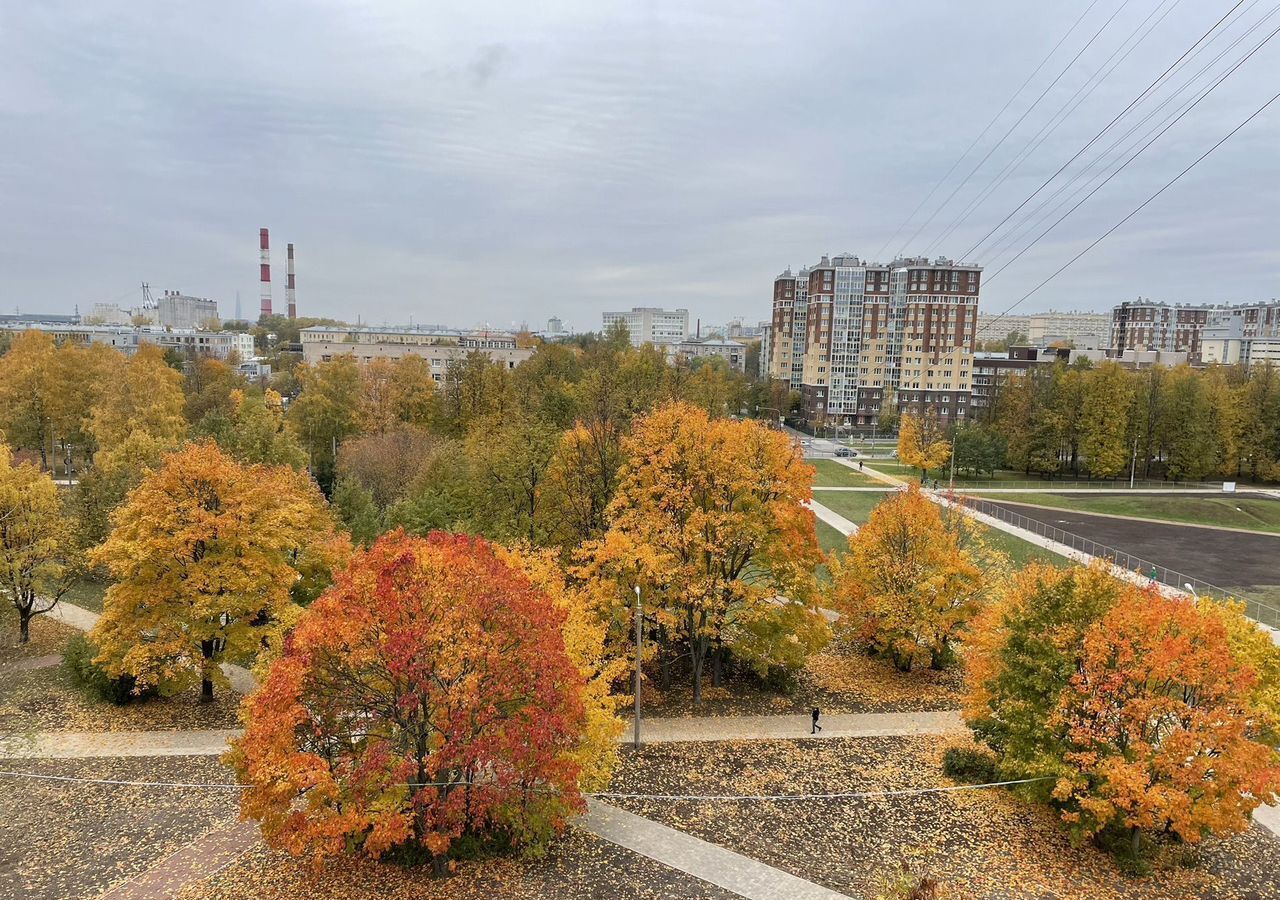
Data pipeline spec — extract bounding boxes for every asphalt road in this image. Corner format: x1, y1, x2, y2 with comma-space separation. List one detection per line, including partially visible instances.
982, 499, 1280, 591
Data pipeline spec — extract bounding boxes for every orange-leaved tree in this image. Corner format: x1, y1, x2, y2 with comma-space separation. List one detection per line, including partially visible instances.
229, 531, 587, 876
827, 484, 983, 671
0, 444, 79, 642
90, 441, 345, 701
589, 401, 824, 705
897, 411, 951, 482
1052, 591, 1280, 852
496, 544, 624, 789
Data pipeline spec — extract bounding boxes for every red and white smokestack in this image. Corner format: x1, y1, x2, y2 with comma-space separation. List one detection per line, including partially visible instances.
286, 242, 297, 320
259, 228, 273, 318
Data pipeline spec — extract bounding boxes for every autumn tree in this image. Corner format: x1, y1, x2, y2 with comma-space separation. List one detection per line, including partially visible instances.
0, 330, 57, 468
336, 425, 438, 509
358, 356, 440, 433
199, 389, 307, 469
539, 423, 621, 550
591, 401, 824, 704
90, 441, 344, 701
1053, 592, 1280, 852
464, 412, 561, 544
89, 345, 188, 473
0, 445, 78, 642
1079, 361, 1132, 478
229, 532, 587, 874
287, 354, 363, 488
828, 485, 984, 671
964, 563, 1134, 778
897, 412, 951, 481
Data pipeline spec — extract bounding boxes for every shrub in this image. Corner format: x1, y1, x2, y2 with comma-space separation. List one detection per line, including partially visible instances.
941, 746, 998, 784
63, 633, 147, 705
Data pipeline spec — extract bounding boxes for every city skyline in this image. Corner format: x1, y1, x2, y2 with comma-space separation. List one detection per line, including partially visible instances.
3, 2, 1279, 326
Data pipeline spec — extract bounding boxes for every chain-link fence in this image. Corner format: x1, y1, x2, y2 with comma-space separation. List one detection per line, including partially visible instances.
952, 494, 1280, 629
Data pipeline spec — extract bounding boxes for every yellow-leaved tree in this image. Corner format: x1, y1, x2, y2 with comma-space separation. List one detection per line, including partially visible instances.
88, 345, 188, 472
588, 401, 825, 705
897, 412, 951, 482
827, 484, 984, 671
496, 544, 624, 790
90, 441, 347, 701
0, 444, 79, 642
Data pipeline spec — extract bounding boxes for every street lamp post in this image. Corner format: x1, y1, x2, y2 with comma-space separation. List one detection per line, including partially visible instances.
949, 430, 957, 489
633, 584, 642, 750
1184, 582, 1199, 601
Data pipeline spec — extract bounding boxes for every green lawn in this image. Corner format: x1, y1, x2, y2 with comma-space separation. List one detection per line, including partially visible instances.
62, 577, 107, 613
973, 493, 1280, 534
810, 459, 880, 487
978, 525, 1068, 569
811, 490, 896, 525
814, 520, 848, 556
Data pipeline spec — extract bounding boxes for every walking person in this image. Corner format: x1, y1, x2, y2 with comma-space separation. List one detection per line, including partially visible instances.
811, 707, 822, 734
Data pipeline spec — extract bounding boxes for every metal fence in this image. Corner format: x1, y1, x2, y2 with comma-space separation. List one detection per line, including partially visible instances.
945, 478, 1228, 492
952, 494, 1280, 629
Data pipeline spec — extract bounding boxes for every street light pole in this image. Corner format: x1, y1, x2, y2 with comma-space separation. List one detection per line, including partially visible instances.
949, 428, 957, 490
633, 584, 642, 750
1129, 436, 1138, 489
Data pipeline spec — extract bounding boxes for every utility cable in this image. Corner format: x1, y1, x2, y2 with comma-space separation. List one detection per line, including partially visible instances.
977, 86, 1280, 336
927, 0, 1182, 257
896, 0, 1133, 258
871, 0, 1102, 263
959, 0, 1251, 262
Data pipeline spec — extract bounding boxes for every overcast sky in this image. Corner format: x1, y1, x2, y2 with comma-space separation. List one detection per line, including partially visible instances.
2, 0, 1277, 330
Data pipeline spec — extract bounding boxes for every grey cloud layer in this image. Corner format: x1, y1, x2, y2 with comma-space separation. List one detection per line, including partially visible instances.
1, 0, 1276, 328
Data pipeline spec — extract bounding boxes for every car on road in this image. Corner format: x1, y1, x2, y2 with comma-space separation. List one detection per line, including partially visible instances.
835, 447, 856, 457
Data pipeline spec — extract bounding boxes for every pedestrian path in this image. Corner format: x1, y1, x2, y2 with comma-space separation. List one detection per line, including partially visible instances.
99, 820, 258, 900
47, 602, 259, 695
806, 499, 859, 536
834, 457, 903, 487
0, 653, 60, 673
632, 709, 961, 743
0, 728, 238, 759
582, 798, 850, 900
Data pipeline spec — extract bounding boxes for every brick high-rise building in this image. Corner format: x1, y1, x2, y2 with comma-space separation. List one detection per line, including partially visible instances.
1109, 299, 1213, 356
768, 253, 981, 426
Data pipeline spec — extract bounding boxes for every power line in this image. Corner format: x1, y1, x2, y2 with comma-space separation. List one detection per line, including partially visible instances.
0, 767, 1054, 801
871, 0, 1104, 263
978, 85, 1280, 335
925, 0, 1184, 257
896, 0, 1134, 258
959, 0, 1252, 263
979, 2, 1279, 276
983, 18, 1280, 288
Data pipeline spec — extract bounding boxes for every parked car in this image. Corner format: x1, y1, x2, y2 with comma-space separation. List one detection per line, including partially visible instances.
835, 447, 856, 458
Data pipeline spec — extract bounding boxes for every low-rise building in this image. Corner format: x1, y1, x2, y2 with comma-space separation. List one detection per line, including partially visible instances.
602, 307, 689, 347
299, 325, 535, 379
0, 323, 253, 359
669, 337, 747, 372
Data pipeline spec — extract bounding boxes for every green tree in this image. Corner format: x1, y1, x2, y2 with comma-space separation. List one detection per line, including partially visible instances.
464, 413, 561, 544
287, 355, 363, 489
1079, 362, 1133, 479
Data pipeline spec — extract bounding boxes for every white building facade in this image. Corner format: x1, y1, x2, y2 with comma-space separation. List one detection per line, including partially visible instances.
601, 307, 689, 347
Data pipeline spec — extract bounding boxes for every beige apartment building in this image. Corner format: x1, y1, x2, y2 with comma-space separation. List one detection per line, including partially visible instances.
771, 253, 980, 426
300, 326, 534, 379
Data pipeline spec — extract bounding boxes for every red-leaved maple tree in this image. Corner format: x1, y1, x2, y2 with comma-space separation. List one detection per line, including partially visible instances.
229, 530, 587, 875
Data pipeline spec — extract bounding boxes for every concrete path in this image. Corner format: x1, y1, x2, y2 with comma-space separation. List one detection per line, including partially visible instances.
0, 709, 961, 759
835, 457, 904, 487
806, 499, 859, 536
633, 709, 962, 743
0, 653, 60, 673
98, 820, 258, 900
0, 728, 239, 759
583, 798, 850, 900
47, 602, 259, 695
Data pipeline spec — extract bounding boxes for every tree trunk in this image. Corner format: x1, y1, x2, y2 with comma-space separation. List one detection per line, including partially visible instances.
200, 639, 216, 702
1130, 826, 1141, 859
711, 644, 723, 688
18, 609, 31, 644
431, 852, 449, 878
691, 637, 708, 707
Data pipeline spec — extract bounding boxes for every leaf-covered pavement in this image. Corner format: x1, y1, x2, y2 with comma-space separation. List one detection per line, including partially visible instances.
604, 735, 1280, 899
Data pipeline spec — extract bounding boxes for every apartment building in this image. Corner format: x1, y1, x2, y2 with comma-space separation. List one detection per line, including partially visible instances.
669, 337, 747, 372
770, 254, 981, 427
1201, 301, 1280, 365
299, 325, 534, 379
0, 322, 252, 359
601, 307, 689, 347
975, 310, 1109, 346
768, 267, 810, 391
1109, 299, 1214, 356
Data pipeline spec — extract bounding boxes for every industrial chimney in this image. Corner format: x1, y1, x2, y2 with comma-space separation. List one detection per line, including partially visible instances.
286, 242, 297, 320
259, 228, 273, 318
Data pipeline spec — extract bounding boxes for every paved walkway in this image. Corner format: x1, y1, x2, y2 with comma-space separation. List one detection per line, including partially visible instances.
834, 457, 903, 487
98, 820, 259, 900
633, 709, 961, 743
582, 798, 850, 900
0, 728, 238, 759
0, 653, 60, 673
806, 499, 859, 536
47, 602, 259, 695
